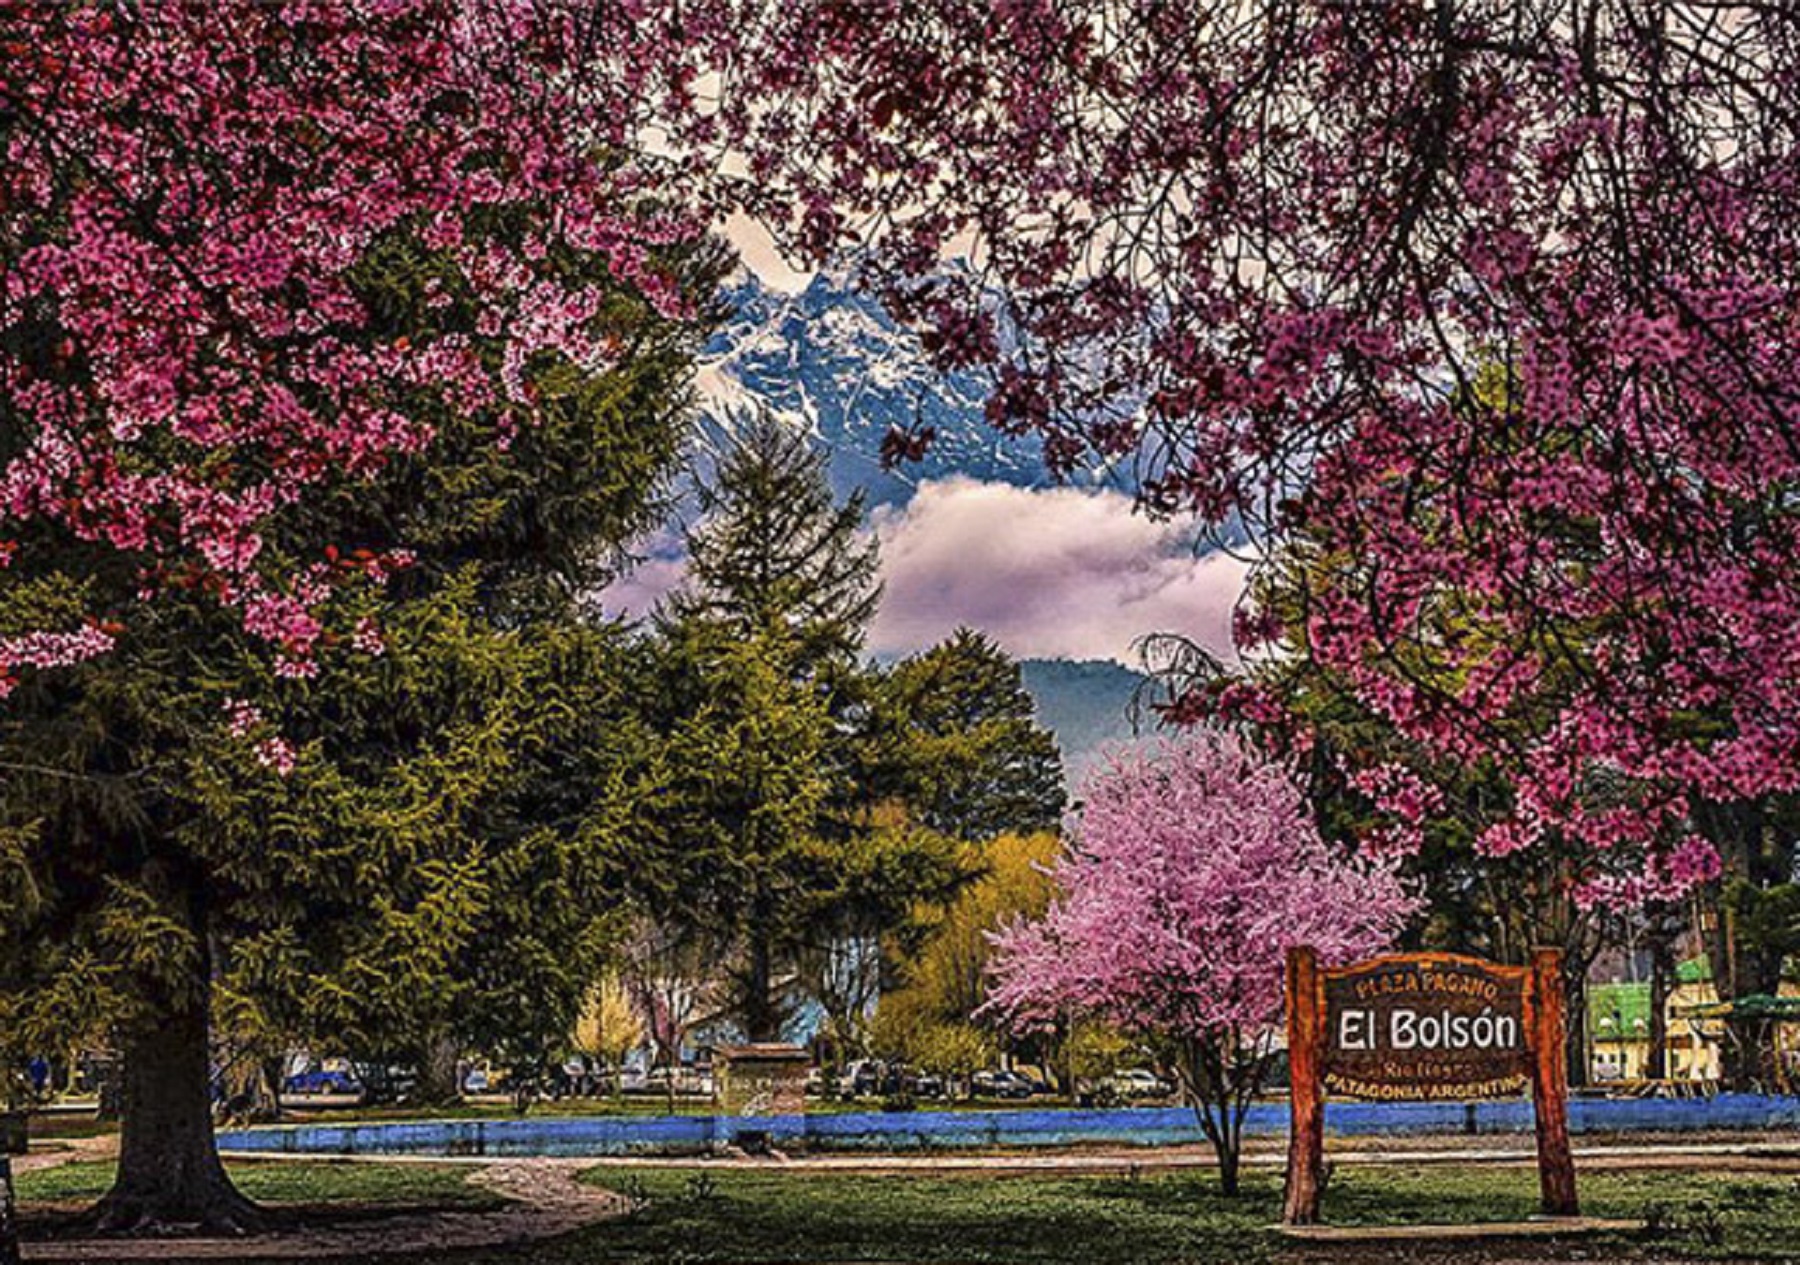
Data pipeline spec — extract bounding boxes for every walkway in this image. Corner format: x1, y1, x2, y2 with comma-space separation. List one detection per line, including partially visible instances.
16, 1157, 627, 1261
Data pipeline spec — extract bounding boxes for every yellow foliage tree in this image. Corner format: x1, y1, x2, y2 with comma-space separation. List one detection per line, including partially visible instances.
573, 972, 645, 1095
872, 831, 1060, 1081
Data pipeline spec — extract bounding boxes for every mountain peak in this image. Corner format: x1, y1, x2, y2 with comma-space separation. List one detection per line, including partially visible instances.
699, 272, 1076, 508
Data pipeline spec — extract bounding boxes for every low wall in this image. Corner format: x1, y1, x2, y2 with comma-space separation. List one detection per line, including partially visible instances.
218, 1094, 1800, 1159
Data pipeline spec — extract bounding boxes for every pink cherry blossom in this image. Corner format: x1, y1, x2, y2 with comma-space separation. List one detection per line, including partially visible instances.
1, 1, 707, 686
986, 731, 1419, 1043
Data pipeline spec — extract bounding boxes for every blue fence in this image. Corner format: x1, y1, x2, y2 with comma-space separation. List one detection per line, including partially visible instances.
218, 1094, 1800, 1159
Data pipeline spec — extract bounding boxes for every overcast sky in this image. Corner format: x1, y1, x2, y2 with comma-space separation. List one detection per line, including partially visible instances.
600, 477, 1246, 666
598, 225, 1249, 666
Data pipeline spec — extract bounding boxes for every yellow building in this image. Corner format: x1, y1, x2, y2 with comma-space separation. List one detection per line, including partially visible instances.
1588, 958, 1800, 1087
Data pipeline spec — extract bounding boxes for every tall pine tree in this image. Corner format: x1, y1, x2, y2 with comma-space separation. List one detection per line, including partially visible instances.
0, 213, 729, 1228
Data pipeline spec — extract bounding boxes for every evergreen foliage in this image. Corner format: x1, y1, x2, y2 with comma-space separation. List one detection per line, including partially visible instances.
0, 208, 728, 1225
865, 630, 1065, 842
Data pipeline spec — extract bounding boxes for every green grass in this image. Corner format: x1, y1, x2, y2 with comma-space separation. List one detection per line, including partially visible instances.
14, 1159, 502, 1211
15, 1159, 1800, 1262
489, 1164, 1799, 1263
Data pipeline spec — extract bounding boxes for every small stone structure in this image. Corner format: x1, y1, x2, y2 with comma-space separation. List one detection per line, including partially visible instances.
716, 1044, 809, 1117
715, 1044, 808, 1153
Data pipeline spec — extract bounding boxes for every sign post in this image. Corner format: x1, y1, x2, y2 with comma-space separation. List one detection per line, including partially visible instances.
1282, 946, 1326, 1225
1529, 948, 1578, 1215
1282, 946, 1577, 1225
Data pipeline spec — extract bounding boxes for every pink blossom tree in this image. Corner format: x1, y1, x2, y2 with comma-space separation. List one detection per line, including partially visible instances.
0, 0, 703, 686
631, 0, 1800, 897
0, 1, 717, 1230
985, 732, 1417, 1193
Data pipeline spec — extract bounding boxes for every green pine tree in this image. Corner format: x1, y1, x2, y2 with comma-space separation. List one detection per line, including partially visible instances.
0, 213, 729, 1228
865, 629, 1066, 842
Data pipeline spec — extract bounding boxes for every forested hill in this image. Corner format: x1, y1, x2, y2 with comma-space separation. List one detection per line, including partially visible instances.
1018, 658, 1152, 790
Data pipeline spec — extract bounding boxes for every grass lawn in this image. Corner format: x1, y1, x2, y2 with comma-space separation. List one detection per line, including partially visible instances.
381, 1162, 1799, 1264
13, 1159, 1800, 1262
14, 1158, 502, 1212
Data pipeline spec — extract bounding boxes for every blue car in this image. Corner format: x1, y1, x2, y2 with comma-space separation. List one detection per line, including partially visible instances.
283, 1068, 363, 1097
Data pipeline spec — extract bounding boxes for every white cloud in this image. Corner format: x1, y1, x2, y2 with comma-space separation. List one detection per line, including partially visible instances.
595, 549, 686, 623
598, 478, 1249, 666
868, 478, 1247, 665
723, 212, 816, 295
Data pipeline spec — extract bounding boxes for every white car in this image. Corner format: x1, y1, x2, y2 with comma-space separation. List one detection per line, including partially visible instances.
1107, 1069, 1172, 1099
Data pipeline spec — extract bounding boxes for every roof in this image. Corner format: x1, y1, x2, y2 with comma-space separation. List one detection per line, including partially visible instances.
1588, 982, 1652, 1040
1677, 956, 1712, 984
1677, 994, 1800, 1021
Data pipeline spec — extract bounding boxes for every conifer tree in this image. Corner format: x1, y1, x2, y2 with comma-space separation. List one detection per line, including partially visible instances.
0, 208, 726, 1228
865, 629, 1065, 842
646, 415, 948, 1043
675, 412, 881, 667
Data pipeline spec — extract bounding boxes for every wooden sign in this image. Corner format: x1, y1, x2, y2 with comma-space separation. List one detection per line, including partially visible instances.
717, 1043, 809, 1117
1283, 947, 1577, 1226
1320, 954, 1530, 1101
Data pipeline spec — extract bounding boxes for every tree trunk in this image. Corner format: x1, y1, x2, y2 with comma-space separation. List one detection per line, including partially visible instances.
1646, 912, 1677, 1081
92, 983, 263, 1234
743, 931, 781, 1043
411, 1034, 463, 1106
1563, 971, 1588, 1089
261, 1056, 287, 1121
1214, 1113, 1242, 1197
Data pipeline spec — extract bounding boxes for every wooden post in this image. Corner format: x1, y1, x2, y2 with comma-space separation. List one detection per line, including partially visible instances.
1282, 945, 1326, 1225
1528, 948, 1579, 1216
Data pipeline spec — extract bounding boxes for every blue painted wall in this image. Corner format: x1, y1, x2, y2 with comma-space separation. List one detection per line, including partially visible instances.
218, 1094, 1800, 1158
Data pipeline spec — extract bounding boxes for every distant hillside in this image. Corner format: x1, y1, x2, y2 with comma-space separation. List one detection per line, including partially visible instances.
1019, 658, 1153, 790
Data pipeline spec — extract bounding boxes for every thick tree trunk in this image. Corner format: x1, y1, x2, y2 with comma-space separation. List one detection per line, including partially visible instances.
411, 1034, 463, 1106
742, 932, 781, 1043
92, 983, 263, 1234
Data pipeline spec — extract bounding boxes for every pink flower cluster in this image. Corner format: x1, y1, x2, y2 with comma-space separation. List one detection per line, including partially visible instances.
639, 0, 1800, 897
254, 737, 298, 777
1, 1, 706, 686
985, 732, 1419, 1043
0, 625, 116, 698
221, 697, 295, 777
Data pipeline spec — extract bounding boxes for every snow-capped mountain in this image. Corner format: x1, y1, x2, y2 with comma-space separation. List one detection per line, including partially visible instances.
697, 271, 1101, 508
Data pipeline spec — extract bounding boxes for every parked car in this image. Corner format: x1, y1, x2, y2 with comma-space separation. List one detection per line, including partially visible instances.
911, 1072, 946, 1099
847, 1058, 891, 1097
972, 1069, 1039, 1099
1107, 1068, 1172, 1099
283, 1067, 364, 1097
645, 1064, 715, 1096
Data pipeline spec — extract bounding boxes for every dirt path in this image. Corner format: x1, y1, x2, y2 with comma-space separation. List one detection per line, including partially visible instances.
572, 1137, 1800, 1177
18, 1159, 628, 1261
12, 1132, 119, 1175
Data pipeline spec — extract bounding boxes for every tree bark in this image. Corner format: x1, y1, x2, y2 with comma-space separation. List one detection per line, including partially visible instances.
411, 1034, 463, 1106
92, 982, 263, 1234
742, 930, 781, 1043
1562, 970, 1588, 1089
1646, 910, 1677, 1081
